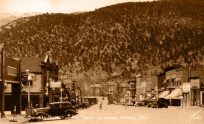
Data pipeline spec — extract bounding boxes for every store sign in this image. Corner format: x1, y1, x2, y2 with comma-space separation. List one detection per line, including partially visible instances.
182, 83, 190, 93
166, 70, 177, 80
7, 66, 17, 76
141, 81, 146, 88
50, 81, 62, 88
0, 57, 20, 83
190, 79, 200, 89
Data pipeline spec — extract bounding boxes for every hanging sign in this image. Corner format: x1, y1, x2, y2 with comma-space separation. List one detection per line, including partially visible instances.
50, 81, 62, 88
182, 83, 190, 93
190, 79, 200, 89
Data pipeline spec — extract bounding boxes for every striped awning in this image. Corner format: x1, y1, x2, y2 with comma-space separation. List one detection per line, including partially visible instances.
165, 89, 183, 99
159, 91, 170, 99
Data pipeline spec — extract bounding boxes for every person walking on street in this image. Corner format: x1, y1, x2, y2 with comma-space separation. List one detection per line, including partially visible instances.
99, 101, 102, 110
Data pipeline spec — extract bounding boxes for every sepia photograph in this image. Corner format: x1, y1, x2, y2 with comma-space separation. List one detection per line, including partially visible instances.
0, 0, 204, 124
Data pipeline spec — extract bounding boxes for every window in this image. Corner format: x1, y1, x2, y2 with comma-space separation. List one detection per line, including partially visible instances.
22, 80, 33, 86
109, 86, 114, 94
130, 82, 136, 89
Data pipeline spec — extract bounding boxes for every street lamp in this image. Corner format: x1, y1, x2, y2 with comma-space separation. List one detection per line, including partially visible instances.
26, 69, 32, 118
4, 82, 7, 89
46, 82, 49, 95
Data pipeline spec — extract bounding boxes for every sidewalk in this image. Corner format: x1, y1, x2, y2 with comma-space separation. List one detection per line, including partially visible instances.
168, 106, 203, 109
0, 111, 29, 124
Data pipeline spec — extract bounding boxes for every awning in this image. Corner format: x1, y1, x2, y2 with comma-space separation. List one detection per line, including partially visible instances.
165, 89, 183, 99
159, 91, 170, 99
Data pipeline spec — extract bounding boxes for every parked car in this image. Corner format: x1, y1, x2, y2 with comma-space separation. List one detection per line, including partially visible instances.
30, 102, 77, 121
147, 99, 158, 108
147, 96, 158, 108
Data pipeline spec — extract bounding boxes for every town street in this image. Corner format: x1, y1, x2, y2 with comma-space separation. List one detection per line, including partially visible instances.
1, 98, 204, 124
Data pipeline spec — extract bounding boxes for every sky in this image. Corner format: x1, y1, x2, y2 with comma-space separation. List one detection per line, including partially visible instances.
0, 0, 155, 14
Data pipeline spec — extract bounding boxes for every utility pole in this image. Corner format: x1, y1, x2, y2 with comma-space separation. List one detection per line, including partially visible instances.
26, 69, 32, 118
0, 43, 5, 118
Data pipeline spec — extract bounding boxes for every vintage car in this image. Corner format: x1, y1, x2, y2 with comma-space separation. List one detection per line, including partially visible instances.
30, 102, 77, 120
147, 97, 158, 108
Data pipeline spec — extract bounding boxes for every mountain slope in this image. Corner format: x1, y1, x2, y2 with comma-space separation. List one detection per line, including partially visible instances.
0, 0, 204, 77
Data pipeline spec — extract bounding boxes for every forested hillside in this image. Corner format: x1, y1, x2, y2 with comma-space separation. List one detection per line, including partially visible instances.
0, 0, 204, 78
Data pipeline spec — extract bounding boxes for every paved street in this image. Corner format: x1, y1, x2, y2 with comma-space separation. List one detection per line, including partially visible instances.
1, 98, 204, 124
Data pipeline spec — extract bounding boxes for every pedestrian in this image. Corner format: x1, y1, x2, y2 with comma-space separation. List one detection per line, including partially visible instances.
99, 101, 102, 110
125, 99, 128, 108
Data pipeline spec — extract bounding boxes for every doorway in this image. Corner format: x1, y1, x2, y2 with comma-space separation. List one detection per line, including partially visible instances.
191, 89, 200, 106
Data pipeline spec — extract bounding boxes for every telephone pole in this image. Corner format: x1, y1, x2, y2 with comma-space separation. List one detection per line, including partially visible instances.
0, 43, 5, 118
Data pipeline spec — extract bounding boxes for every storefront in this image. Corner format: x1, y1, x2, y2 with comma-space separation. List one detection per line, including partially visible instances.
190, 78, 200, 106
158, 90, 170, 107
128, 80, 136, 103
21, 93, 41, 110
182, 83, 191, 106
165, 89, 183, 106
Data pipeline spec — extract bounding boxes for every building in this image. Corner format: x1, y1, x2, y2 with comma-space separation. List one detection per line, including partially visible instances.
135, 66, 159, 102
106, 80, 128, 104
104, 73, 128, 104
0, 56, 21, 116
90, 83, 102, 96
20, 55, 59, 109
62, 79, 82, 104
127, 79, 136, 104
157, 64, 204, 106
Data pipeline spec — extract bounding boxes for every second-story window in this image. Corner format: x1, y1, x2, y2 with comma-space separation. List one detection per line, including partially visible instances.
22, 80, 33, 86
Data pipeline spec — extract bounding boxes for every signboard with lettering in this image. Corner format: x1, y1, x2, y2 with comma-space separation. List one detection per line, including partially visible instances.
190, 79, 200, 89
50, 81, 62, 88
166, 70, 177, 80
0, 57, 20, 83
182, 83, 190, 93
7, 66, 17, 76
